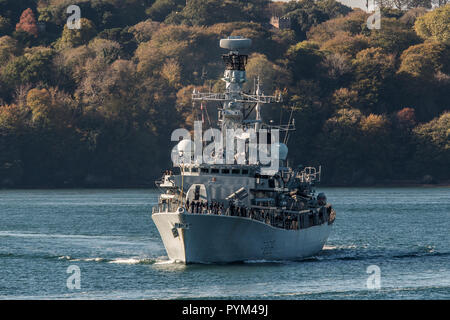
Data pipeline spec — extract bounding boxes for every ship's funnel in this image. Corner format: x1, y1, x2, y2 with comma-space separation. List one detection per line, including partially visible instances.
220, 37, 252, 51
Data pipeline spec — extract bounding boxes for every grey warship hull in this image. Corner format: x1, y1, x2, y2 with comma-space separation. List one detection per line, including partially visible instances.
153, 211, 333, 263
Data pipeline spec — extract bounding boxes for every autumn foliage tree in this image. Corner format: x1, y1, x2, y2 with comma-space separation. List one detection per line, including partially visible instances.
0, 0, 449, 186
15, 8, 38, 38
414, 4, 450, 44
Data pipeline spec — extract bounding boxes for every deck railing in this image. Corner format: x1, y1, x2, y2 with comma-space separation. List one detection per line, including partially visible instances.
152, 202, 332, 230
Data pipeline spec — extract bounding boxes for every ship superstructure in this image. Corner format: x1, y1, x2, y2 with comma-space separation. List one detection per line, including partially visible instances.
152, 37, 335, 263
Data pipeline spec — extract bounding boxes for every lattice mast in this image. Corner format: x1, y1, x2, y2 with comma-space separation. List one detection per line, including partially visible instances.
192, 36, 282, 133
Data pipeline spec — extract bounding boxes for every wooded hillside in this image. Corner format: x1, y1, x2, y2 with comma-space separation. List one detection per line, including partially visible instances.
0, 0, 449, 187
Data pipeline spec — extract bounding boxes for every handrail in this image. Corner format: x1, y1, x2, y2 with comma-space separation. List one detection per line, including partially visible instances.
152, 201, 331, 231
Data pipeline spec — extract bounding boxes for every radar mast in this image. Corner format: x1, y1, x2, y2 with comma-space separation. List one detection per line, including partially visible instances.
192, 36, 282, 133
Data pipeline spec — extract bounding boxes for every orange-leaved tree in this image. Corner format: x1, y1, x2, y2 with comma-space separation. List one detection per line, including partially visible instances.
16, 8, 38, 38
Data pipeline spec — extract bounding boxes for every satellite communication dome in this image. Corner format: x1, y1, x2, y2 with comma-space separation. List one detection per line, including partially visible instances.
220, 36, 252, 50
177, 139, 194, 157
274, 142, 288, 160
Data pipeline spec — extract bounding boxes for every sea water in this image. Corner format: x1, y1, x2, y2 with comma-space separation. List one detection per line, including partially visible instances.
0, 188, 448, 299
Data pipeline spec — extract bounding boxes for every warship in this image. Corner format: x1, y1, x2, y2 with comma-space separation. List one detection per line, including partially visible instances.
152, 37, 336, 264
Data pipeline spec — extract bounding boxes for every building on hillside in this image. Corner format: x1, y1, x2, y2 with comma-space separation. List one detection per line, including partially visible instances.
270, 16, 291, 29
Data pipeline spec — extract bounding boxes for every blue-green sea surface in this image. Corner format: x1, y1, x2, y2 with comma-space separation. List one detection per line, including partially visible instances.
0, 188, 449, 299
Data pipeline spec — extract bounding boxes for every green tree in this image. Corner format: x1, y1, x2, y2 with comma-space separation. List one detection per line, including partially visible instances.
56, 18, 97, 49
0, 15, 12, 35
26, 87, 52, 124
350, 47, 396, 111
316, 0, 352, 19
369, 18, 420, 54
396, 42, 449, 121
321, 32, 369, 57
400, 7, 428, 27
0, 36, 19, 65
135, 24, 219, 84
165, 0, 269, 26
286, 41, 324, 80
2, 46, 55, 87
26, 87, 75, 127
398, 41, 450, 78
129, 20, 161, 43
146, 0, 185, 22
317, 108, 364, 183
307, 9, 368, 43
414, 4, 450, 44
359, 113, 393, 178
0, 102, 29, 130
284, 0, 330, 40
412, 112, 450, 178
244, 53, 292, 93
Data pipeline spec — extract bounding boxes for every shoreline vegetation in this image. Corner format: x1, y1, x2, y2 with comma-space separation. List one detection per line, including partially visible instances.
0, 1, 449, 189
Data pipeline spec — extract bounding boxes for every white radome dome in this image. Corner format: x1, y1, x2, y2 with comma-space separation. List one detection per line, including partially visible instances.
274, 142, 288, 160
177, 139, 194, 157
171, 139, 194, 165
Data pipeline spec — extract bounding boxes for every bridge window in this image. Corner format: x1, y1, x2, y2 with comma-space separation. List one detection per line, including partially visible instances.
232, 169, 240, 174
191, 168, 198, 173
221, 169, 230, 174
211, 168, 219, 174
242, 169, 249, 175
201, 168, 209, 173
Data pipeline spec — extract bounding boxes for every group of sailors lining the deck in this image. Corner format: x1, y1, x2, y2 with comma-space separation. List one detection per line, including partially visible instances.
186, 199, 224, 215
184, 199, 313, 230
